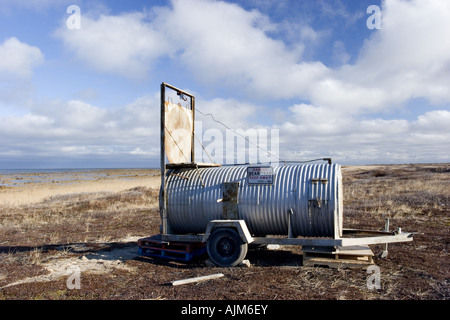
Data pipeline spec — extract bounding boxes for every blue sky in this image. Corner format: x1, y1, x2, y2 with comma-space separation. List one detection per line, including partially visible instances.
0, 0, 449, 168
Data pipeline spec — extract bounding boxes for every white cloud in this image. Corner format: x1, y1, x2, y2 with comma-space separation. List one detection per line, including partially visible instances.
278, 0, 450, 164
158, 0, 330, 99
340, 0, 450, 107
0, 37, 43, 79
51, 0, 450, 106
0, 96, 159, 159
277, 104, 450, 164
284, 103, 345, 136
332, 41, 350, 66
196, 98, 259, 130
413, 110, 450, 134
53, 0, 329, 98
159, 0, 295, 88
121, 95, 159, 129
54, 12, 171, 80
60, 100, 109, 130
0, 113, 53, 137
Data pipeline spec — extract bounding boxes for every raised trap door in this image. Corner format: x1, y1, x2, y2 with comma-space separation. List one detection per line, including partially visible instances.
222, 182, 239, 220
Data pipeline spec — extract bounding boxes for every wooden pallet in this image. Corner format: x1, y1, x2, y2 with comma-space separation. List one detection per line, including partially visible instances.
138, 235, 206, 262
302, 245, 374, 268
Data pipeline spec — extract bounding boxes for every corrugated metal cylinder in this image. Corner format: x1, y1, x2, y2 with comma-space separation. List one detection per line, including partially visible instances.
165, 164, 343, 238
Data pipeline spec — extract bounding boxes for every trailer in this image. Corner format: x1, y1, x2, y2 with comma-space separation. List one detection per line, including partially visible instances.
138, 83, 414, 268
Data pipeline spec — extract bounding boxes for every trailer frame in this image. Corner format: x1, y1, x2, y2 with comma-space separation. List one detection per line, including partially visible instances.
161, 220, 413, 248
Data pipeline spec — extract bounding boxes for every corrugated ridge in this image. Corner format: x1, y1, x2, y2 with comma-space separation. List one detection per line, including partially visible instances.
165, 164, 342, 238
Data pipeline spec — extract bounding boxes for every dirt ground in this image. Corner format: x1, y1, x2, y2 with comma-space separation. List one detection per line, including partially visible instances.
0, 164, 448, 304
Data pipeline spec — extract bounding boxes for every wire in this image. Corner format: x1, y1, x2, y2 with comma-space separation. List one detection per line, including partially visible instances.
193, 131, 215, 164
165, 126, 189, 162
196, 108, 332, 166
196, 108, 282, 162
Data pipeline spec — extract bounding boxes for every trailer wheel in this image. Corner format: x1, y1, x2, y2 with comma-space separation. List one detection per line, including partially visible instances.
207, 228, 248, 267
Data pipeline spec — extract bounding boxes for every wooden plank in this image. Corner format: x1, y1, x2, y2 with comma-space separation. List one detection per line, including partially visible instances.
164, 101, 193, 164
302, 245, 374, 268
161, 234, 204, 243
138, 234, 207, 261
336, 245, 374, 257
303, 257, 373, 269
340, 232, 413, 246
171, 273, 224, 286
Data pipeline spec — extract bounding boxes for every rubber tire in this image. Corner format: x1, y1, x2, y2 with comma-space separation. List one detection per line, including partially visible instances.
206, 228, 248, 267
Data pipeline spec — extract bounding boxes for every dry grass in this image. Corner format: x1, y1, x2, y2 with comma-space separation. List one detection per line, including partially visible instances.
0, 186, 160, 246
0, 169, 161, 246
0, 164, 448, 300
342, 164, 449, 229
0, 176, 158, 207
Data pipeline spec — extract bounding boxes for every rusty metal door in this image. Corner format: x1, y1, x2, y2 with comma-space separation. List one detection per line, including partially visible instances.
222, 182, 239, 220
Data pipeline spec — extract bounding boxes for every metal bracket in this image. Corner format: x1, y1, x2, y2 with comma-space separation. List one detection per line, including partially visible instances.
202, 220, 254, 244
288, 208, 295, 238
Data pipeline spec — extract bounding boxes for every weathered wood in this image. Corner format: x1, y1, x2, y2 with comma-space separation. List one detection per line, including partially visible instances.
302, 257, 373, 269
252, 230, 413, 247
138, 235, 206, 261
164, 101, 193, 164
171, 273, 224, 286
302, 245, 374, 269
161, 234, 204, 243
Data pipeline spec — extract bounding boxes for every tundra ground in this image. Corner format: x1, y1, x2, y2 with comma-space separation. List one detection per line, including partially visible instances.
0, 164, 448, 300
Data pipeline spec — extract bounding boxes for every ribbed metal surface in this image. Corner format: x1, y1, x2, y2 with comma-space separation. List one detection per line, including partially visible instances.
165, 164, 343, 238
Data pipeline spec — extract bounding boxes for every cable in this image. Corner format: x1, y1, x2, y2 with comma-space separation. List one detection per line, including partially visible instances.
196, 108, 332, 165
196, 108, 281, 162
193, 130, 215, 164
165, 126, 189, 162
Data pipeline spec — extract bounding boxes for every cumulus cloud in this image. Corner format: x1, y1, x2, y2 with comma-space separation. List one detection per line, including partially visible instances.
0, 90, 275, 166
0, 96, 159, 162
0, 37, 44, 112
0, 37, 44, 79
54, 0, 450, 107
277, 104, 450, 164
54, 11, 171, 80
159, 0, 331, 99
52, 0, 450, 107
159, 0, 298, 87
270, 0, 450, 163
413, 110, 450, 135
339, 0, 450, 108
196, 98, 260, 129
53, 0, 329, 98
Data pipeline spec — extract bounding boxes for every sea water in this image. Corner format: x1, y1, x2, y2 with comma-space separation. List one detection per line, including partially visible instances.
0, 168, 154, 187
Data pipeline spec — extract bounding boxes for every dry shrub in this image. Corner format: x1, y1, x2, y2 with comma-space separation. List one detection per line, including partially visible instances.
0, 187, 160, 246
343, 164, 449, 229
